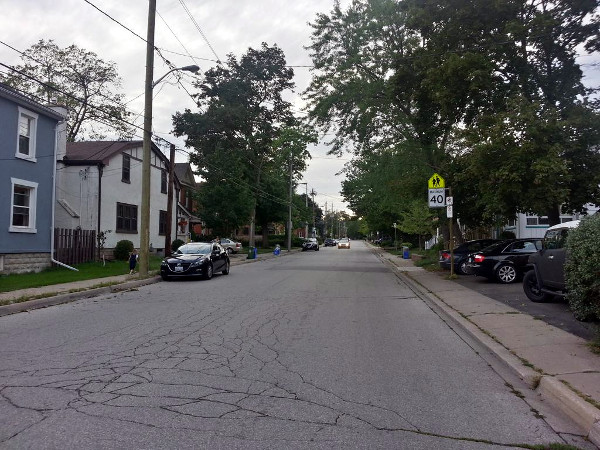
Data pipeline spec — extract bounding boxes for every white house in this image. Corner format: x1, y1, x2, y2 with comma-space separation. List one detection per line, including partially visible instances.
55, 140, 179, 255
503, 205, 599, 239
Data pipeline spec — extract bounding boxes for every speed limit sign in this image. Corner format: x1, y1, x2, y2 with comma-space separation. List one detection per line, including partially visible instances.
428, 188, 446, 208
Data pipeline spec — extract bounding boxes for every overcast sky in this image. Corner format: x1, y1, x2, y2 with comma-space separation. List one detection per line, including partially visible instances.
2, 1, 598, 216
1, 0, 352, 213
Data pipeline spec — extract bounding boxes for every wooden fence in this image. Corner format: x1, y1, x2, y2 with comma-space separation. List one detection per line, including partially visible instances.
54, 228, 96, 265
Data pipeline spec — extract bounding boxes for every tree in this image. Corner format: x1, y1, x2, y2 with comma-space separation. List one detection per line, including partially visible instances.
457, 0, 600, 226
307, 0, 600, 231
398, 200, 435, 249
173, 43, 297, 245
1, 40, 132, 141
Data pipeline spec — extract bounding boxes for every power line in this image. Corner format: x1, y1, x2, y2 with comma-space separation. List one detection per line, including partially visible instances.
176, 0, 221, 64
157, 9, 202, 72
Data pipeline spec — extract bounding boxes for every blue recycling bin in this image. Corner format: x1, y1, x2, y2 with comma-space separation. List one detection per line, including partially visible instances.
273, 245, 281, 256
402, 246, 410, 259
247, 246, 257, 260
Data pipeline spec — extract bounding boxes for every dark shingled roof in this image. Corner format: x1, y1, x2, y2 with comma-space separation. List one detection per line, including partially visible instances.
65, 141, 142, 163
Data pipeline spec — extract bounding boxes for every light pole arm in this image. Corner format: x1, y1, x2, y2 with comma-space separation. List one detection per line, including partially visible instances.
152, 65, 200, 88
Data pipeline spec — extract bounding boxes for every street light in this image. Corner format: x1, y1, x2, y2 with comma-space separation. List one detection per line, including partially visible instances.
138, 40, 200, 276
152, 65, 200, 88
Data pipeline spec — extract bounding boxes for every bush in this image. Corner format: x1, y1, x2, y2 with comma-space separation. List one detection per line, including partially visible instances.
114, 240, 134, 261
171, 239, 185, 252
565, 214, 600, 321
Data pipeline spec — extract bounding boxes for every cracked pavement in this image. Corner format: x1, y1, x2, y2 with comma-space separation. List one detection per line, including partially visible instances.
0, 241, 580, 448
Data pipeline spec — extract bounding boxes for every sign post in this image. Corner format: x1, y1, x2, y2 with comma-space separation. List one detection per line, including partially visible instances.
427, 173, 456, 277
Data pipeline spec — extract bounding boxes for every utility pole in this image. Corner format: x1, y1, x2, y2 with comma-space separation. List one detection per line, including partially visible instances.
139, 0, 156, 278
164, 143, 175, 257
287, 148, 293, 252
310, 189, 316, 237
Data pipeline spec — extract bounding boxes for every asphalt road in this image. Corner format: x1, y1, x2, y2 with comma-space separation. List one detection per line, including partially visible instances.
449, 272, 600, 341
0, 241, 574, 448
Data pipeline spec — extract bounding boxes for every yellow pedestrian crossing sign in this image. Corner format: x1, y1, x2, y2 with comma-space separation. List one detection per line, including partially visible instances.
428, 173, 445, 189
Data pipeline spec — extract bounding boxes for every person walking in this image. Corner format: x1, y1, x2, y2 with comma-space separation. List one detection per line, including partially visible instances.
129, 249, 138, 274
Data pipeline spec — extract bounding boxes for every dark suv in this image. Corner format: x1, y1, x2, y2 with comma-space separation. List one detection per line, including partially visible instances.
522, 220, 580, 302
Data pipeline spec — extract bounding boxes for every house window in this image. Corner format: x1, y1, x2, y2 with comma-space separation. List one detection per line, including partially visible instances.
161, 170, 167, 194
122, 154, 131, 183
116, 202, 137, 233
159, 210, 167, 235
9, 178, 37, 233
526, 216, 549, 226
16, 108, 38, 161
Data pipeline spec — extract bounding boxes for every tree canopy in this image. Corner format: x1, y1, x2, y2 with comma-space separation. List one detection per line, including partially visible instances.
1, 39, 132, 141
173, 43, 315, 241
305, 0, 600, 237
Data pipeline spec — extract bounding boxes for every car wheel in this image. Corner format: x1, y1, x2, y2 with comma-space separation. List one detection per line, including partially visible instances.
496, 264, 517, 284
226, 248, 233, 255
222, 260, 230, 275
161, 274, 169, 281
203, 263, 213, 280
523, 270, 551, 302
316, 247, 319, 251
457, 261, 472, 275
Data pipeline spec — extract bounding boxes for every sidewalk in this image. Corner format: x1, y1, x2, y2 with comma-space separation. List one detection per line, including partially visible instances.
373, 246, 600, 446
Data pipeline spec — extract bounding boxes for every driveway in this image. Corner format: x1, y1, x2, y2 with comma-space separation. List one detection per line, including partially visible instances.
446, 272, 599, 340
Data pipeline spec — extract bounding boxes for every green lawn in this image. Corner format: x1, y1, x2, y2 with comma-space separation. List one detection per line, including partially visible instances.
0, 256, 163, 293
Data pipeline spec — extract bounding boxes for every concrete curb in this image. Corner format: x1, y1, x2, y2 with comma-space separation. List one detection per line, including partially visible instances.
0, 276, 161, 317
0, 248, 301, 317
370, 246, 600, 445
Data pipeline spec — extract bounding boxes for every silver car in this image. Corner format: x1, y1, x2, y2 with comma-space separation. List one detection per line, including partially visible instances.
219, 238, 243, 254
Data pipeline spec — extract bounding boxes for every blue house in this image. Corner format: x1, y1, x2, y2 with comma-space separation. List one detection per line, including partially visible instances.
0, 83, 66, 274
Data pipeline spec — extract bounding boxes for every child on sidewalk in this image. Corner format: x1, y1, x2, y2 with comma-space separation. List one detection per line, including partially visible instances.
129, 249, 138, 274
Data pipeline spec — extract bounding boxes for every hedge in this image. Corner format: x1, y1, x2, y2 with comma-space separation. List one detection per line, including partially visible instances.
565, 214, 600, 321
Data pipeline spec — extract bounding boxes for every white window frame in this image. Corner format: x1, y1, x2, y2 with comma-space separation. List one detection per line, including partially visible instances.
9, 178, 38, 233
16, 107, 38, 162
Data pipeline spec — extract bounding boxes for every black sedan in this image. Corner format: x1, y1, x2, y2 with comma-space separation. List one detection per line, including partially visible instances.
439, 239, 499, 275
324, 238, 336, 247
161, 242, 230, 281
467, 238, 542, 284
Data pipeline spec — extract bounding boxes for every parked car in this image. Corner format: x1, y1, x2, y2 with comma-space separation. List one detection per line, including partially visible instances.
337, 238, 350, 249
439, 239, 499, 275
467, 238, 543, 284
302, 238, 320, 251
522, 220, 580, 302
161, 242, 230, 281
219, 238, 242, 254
324, 238, 336, 247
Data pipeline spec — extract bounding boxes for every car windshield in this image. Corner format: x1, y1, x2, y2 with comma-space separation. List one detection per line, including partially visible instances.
339, 238, 349, 243
175, 243, 212, 255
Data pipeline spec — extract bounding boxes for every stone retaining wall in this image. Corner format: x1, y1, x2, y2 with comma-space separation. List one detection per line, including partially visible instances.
0, 253, 52, 274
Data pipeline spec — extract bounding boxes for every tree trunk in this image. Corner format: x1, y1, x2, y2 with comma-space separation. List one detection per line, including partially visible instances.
547, 206, 561, 227
261, 220, 270, 248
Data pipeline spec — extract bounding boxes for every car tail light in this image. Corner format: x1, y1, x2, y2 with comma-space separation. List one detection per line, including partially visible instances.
236, 243, 241, 248
474, 254, 485, 263
441, 252, 450, 260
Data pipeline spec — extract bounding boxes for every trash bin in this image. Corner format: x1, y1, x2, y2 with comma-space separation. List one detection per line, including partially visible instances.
247, 247, 256, 260
402, 246, 410, 259
273, 244, 281, 256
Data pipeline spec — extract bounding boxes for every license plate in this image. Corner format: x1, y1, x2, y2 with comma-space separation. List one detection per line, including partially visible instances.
175, 266, 183, 272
